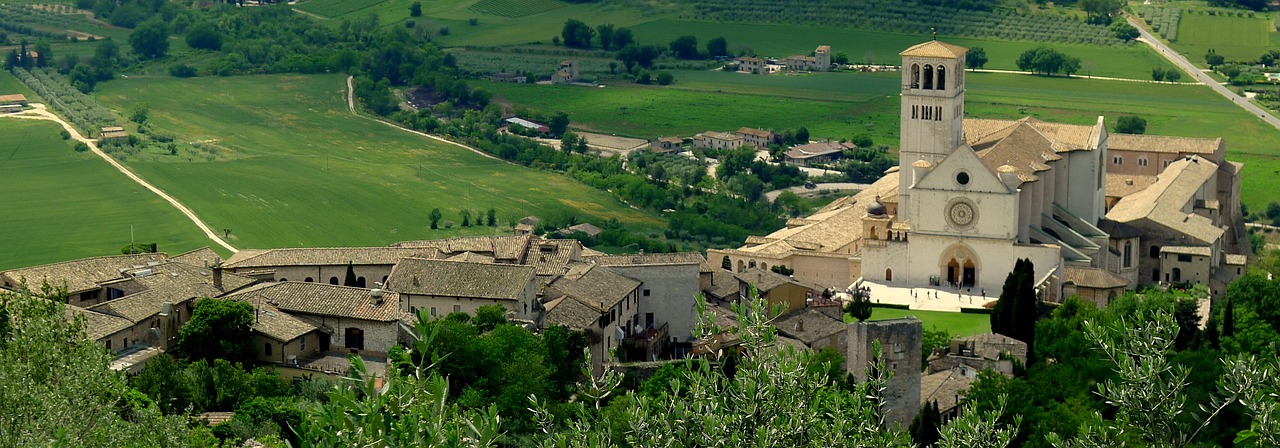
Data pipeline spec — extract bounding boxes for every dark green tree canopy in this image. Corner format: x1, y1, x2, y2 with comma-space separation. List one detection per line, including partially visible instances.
177, 298, 256, 364
129, 18, 170, 59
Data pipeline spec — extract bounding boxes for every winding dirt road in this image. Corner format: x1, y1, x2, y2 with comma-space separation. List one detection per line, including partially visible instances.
345, 76, 508, 163
3, 104, 239, 253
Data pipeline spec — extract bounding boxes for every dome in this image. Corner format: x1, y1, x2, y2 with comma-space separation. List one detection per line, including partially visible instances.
866, 195, 887, 217
912, 159, 933, 169
997, 164, 1018, 173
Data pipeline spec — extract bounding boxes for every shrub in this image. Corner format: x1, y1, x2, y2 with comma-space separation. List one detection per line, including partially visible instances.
169, 64, 197, 77
655, 71, 673, 85
73, 142, 89, 152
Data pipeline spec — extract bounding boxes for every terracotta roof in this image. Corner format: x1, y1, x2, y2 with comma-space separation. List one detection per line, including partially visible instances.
170, 247, 221, 267
386, 258, 534, 301
725, 174, 898, 259
589, 252, 706, 266
736, 268, 805, 293
392, 235, 532, 261
1106, 157, 1225, 244
547, 262, 640, 310
526, 239, 581, 276
699, 131, 742, 141
900, 40, 967, 58
773, 309, 846, 345
563, 223, 603, 237
974, 122, 1062, 181
89, 263, 255, 322
543, 295, 602, 329
444, 251, 495, 264
66, 304, 134, 340
703, 270, 740, 301
816, 45, 831, 52
1108, 134, 1221, 156
965, 118, 1099, 153
2, 253, 169, 294
1063, 266, 1128, 289
737, 127, 774, 138
251, 303, 320, 342
921, 368, 975, 412
224, 247, 439, 269
1105, 174, 1158, 198
223, 282, 401, 322
785, 141, 853, 160
0, 94, 26, 103
1161, 246, 1212, 256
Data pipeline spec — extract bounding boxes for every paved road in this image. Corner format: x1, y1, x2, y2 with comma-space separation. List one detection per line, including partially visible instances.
764, 182, 871, 201
346, 76, 508, 163
1126, 14, 1280, 131
970, 67, 1199, 85
3, 104, 239, 253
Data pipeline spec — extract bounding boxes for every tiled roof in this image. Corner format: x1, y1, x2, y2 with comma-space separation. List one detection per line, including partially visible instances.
1108, 134, 1222, 156
526, 239, 581, 276
1063, 266, 1128, 289
965, 118, 1098, 153
736, 268, 804, 293
726, 174, 898, 258
921, 368, 975, 412
737, 127, 774, 138
1161, 246, 1212, 256
1106, 157, 1225, 244
251, 303, 320, 342
1096, 219, 1144, 239
589, 252, 706, 267
700, 131, 742, 141
0, 94, 26, 103
66, 305, 133, 340
548, 262, 640, 310
773, 309, 846, 345
171, 247, 222, 267
974, 122, 1061, 181
953, 333, 1027, 362
1105, 174, 1158, 198
392, 235, 532, 261
900, 40, 967, 58
386, 258, 534, 301
1225, 254, 1248, 265
224, 247, 438, 269
785, 141, 854, 160
445, 251, 496, 264
543, 295, 602, 329
564, 223, 603, 237
223, 282, 401, 322
703, 270, 740, 301
2, 253, 169, 294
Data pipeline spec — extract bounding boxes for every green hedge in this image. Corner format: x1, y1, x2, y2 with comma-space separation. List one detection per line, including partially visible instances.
871, 303, 911, 310
960, 307, 992, 315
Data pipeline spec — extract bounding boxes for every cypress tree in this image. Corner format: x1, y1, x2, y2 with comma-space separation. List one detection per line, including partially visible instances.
343, 261, 358, 287
1223, 296, 1235, 337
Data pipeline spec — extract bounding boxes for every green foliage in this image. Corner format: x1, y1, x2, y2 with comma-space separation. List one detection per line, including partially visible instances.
184, 21, 223, 51
409, 1, 421, 17
966, 46, 988, 69
670, 34, 699, 59
472, 304, 507, 332
707, 36, 729, 58
169, 64, 197, 78
1016, 46, 1082, 77
129, 18, 169, 59
429, 207, 442, 229
1111, 22, 1139, 42
910, 400, 943, 447
177, 298, 256, 364
991, 258, 1037, 361
844, 289, 873, 322
921, 325, 951, 368
561, 18, 594, 49
655, 70, 674, 85
1115, 115, 1147, 134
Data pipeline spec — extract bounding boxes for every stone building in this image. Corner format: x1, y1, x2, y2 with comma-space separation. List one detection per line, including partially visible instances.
848, 317, 922, 428
223, 247, 438, 286
223, 281, 404, 356
588, 252, 705, 344
387, 258, 539, 323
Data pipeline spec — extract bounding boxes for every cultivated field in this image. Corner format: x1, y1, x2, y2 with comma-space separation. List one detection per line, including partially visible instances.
1175, 11, 1271, 61
483, 70, 1280, 210
92, 74, 662, 250
293, 0, 390, 19
0, 119, 212, 270
467, 0, 564, 18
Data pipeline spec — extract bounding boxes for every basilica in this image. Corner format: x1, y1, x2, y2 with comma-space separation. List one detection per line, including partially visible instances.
710, 40, 1249, 304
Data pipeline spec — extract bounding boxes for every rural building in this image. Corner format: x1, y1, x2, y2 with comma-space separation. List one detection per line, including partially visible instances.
735, 57, 766, 74
782, 45, 832, 72
552, 59, 579, 83
709, 40, 1249, 302
246, 302, 325, 365
0, 93, 26, 113
489, 72, 527, 83
652, 136, 683, 153
2, 252, 172, 305
222, 281, 404, 356
387, 258, 539, 323
99, 126, 128, 141
784, 141, 854, 167
736, 127, 779, 147
589, 252, 705, 346
736, 268, 810, 313
1061, 266, 1129, 306
773, 308, 846, 352
505, 117, 550, 134
693, 131, 744, 150
560, 222, 603, 239
544, 261, 641, 369
222, 246, 438, 286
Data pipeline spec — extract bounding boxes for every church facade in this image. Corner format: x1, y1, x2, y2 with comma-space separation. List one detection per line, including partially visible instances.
709, 40, 1248, 304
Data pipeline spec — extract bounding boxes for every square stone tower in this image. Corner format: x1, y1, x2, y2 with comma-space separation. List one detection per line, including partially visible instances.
897, 40, 968, 219
847, 317, 923, 428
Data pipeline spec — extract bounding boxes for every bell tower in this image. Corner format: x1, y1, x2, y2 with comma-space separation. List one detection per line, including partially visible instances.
896, 40, 967, 221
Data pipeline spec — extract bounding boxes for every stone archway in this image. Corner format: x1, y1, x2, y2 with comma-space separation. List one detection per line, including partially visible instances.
885, 268, 893, 282
939, 243, 980, 288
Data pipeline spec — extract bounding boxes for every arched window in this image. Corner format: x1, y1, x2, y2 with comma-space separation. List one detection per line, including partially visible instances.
329, 277, 339, 285
748, 260, 757, 269
1172, 268, 1182, 282
923, 65, 934, 90
911, 64, 920, 89
264, 342, 272, 357
279, 278, 288, 282
1123, 241, 1133, 268
885, 268, 893, 281
305, 277, 314, 282
738, 260, 746, 273
722, 255, 732, 270
937, 65, 946, 90
761, 262, 768, 271
357, 276, 366, 288
870, 226, 878, 240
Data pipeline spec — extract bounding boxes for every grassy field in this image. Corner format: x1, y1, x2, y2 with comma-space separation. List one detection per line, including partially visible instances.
484, 69, 1280, 210
851, 308, 991, 338
0, 119, 214, 270
1175, 11, 1271, 62
92, 74, 662, 250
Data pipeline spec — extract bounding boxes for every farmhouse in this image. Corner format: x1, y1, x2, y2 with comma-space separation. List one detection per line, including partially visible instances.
505, 117, 550, 134
652, 136, 684, 153
0, 93, 26, 113
735, 57, 766, 74
736, 127, 779, 147
552, 59, 579, 83
692, 131, 744, 150
544, 261, 641, 369
99, 126, 128, 141
782, 45, 833, 72
709, 40, 1248, 302
489, 72, 527, 83
784, 140, 854, 167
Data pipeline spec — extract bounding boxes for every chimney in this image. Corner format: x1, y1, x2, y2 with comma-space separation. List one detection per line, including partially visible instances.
371, 288, 384, 305
212, 265, 224, 291
796, 320, 804, 332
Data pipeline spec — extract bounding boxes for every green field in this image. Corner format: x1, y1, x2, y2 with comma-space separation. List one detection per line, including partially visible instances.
1175, 12, 1272, 61
468, 0, 564, 18
483, 70, 1280, 210
0, 119, 213, 270
852, 308, 992, 338
294, 0, 391, 19
92, 74, 662, 250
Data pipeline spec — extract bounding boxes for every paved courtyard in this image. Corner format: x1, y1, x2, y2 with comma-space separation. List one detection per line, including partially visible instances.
838, 280, 998, 312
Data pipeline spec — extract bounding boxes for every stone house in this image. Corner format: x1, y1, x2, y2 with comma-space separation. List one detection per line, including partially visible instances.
693, 131, 744, 150
773, 308, 846, 353
552, 59, 579, 83
544, 261, 641, 367
1061, 266, 1129, 307
222, 246, 438, 286
248, 302, 324, 365
1, 253, 170, 306
735, 57, 766, 74
652, 136, 683, 153
387, 258, 539, 323
736, 127, 779, 148
926, 333, 1026, 376
784, 141, 855, 167
737, 268, 810, 313
223, 281, 404, 356
589, 252, 705, 345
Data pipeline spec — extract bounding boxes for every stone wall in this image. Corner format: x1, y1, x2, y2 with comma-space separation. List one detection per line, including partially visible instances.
848, 317, 922, 429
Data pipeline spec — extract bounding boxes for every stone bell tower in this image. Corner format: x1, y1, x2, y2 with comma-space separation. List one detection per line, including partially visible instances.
897, 40, 968, 220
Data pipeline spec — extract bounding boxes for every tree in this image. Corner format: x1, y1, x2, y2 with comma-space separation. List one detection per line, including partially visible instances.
473, 304, 507, 332
486, 208, 496, 226
965, 46, 988, 69
1062, 56, 1081, 77
991, 258, 1037, 363
910, 401, 943, 447
429, 207, 442, 229
1223, 296, 1235, 337
635, 70, 651, 84
560, 19, 594, 49
1152, 66, 1166, 81
1165, 69, 1181, 82
1115, 115, 1147, 134
130, 103, 149, 124
129, 18, 170, 59
706, 36, 728, 58
343, 262, 358, 287
1112, 21, 1140, 42
1260, 49, 1280, 67
1205, 50, 1225, 68
655, 71, 674, 85
595, 23, 615, 50
1080, 0, 1122, 25
845, 289, 874, 322
177, 298, 256, 364
1016, 47, 1074, 76
611, 27, 633, 51
33, 40, 51, 68
547, 111, 569, 136
461, 209, 472, 227
670, 35, 699, 59
185, 21, 223, 51
409, 1, 421, 17
795, 126, 810, 143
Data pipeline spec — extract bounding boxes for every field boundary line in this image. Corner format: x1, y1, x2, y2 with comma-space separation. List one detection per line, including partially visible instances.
1, 105, 239, 254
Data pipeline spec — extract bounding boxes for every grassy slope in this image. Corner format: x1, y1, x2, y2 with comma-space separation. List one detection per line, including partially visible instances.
1174, 12, 1271, 62
92, 73, 661, 250
484, 69, 1280, 209
0, 119, 213, 270
856, 308, 992, 338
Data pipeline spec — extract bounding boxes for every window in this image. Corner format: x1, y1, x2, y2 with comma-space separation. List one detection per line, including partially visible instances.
356, 277, 366, 288
1177, 254, 1192, 262
453, 304, 461, 313
643, 289, 651, 297
912, 105, 918, 119
305, 277, 314, 282
937, 65, 946, 90
1172, 268, 1182, 282
1138, 157, 1148, 167
1113, 156, 1123, 165
329, 277, 339, 285
1123, 241, 1133, 268
430, 306, 437, 316
1150, 245, 1161, 258
280, 278, 288, 282
123, 337, 128, 347
1164, 160, 1173, 168
300, 336, 306, 351
935, 106, 942, 121
911, 64, 920, 89
923, 65, 934, 89
955, 171, 970, 185
1152, 268, 1160, 282
264, 342, 272, 357
106, 340, 111, 350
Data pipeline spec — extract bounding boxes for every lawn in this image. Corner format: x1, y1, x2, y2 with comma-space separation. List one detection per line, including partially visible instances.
484, 69, 1280, 210
1175, 11, 1271, 62
851, 308, 992, 338
92, 74, 662, 250
0, 119, 214, 270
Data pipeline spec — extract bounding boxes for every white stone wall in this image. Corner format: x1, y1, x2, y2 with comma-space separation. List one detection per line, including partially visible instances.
605, 264, 701, 342
235, 264, 396, 287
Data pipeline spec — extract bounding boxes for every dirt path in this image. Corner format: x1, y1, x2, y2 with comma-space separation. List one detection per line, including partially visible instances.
345, 76, 508, 163
2, 104, 239, 253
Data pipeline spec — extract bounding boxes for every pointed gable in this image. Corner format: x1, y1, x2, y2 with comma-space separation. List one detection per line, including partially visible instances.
973, 122, 1063, 183
913, 146, 1010, 194
899, 40, 968, 59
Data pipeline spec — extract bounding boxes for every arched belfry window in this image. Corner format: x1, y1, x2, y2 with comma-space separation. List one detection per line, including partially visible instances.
911, 64, 920, 89
923, 65, 934, 90
937, 65, 946, 90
